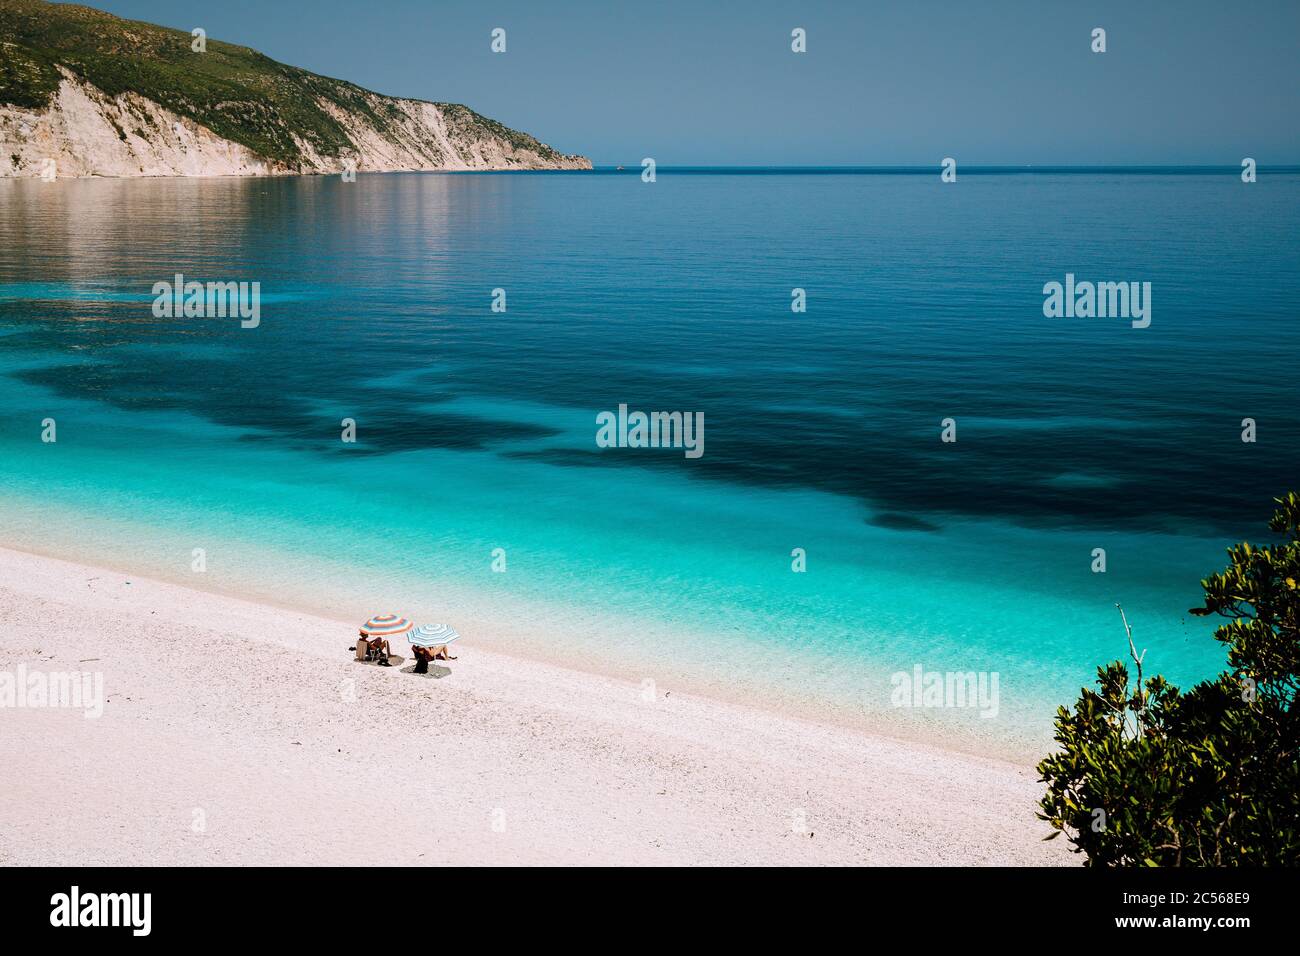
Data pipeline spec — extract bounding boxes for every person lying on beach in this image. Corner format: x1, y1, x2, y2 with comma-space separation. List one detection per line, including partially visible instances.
355, 632, 392, 666
410, 644, 456, 674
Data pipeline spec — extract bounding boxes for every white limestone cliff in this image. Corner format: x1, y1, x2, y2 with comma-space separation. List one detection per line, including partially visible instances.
1, 67, 590, 179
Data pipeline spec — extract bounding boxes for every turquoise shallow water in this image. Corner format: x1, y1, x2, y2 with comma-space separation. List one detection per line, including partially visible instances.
0, 169, 1296, 755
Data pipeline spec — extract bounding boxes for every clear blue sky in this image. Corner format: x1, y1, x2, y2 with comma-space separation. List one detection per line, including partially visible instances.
91, 0, 1300, 165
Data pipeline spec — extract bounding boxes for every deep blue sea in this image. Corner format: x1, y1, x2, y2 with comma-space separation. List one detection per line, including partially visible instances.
1, 168, 1296, 755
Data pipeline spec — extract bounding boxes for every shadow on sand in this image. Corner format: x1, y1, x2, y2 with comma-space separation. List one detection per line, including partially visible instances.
351, 652, 406, 667
400, 663, 452, 679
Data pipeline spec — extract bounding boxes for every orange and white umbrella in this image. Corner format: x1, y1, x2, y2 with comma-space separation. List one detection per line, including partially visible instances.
359, 614, 414, 638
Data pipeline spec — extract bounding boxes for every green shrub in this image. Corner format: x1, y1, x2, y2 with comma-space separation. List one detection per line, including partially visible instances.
1038, 493, 1300, 865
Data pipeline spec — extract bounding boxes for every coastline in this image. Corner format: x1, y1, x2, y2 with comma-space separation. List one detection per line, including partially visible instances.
0, 489, 1062, 767
0, 544, 1067, 865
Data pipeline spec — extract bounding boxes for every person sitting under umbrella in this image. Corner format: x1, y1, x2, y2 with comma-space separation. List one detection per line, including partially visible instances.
408, 623, 461, 673
354, 614, 414, 667
356, 630, 393, 665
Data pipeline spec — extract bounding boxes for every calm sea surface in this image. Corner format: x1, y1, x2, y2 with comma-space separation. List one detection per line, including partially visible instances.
2, 168, 1296, 753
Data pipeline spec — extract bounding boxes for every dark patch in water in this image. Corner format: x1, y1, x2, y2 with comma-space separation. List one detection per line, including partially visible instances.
12, 356, 558, 456
341, 414, 559, 455
502, 448, 625, 468
868, 512, 941, 533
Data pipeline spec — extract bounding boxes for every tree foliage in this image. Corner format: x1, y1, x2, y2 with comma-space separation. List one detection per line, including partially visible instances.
1038, 493, 1300, 865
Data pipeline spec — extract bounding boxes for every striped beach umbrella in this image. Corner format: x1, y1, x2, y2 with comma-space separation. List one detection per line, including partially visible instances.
359, 614, 414, 638
408, 623, 461, 648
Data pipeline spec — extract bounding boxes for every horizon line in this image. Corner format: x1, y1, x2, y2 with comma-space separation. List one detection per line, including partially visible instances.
591, 163, 1299, 171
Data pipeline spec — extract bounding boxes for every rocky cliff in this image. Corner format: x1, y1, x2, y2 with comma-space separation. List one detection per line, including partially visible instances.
0, 0, 589, 178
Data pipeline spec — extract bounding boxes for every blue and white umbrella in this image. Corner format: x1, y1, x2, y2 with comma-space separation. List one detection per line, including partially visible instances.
408, 623, 461, 648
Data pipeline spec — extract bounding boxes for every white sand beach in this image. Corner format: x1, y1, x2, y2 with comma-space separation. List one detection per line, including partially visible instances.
0, 545, 1067, 866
